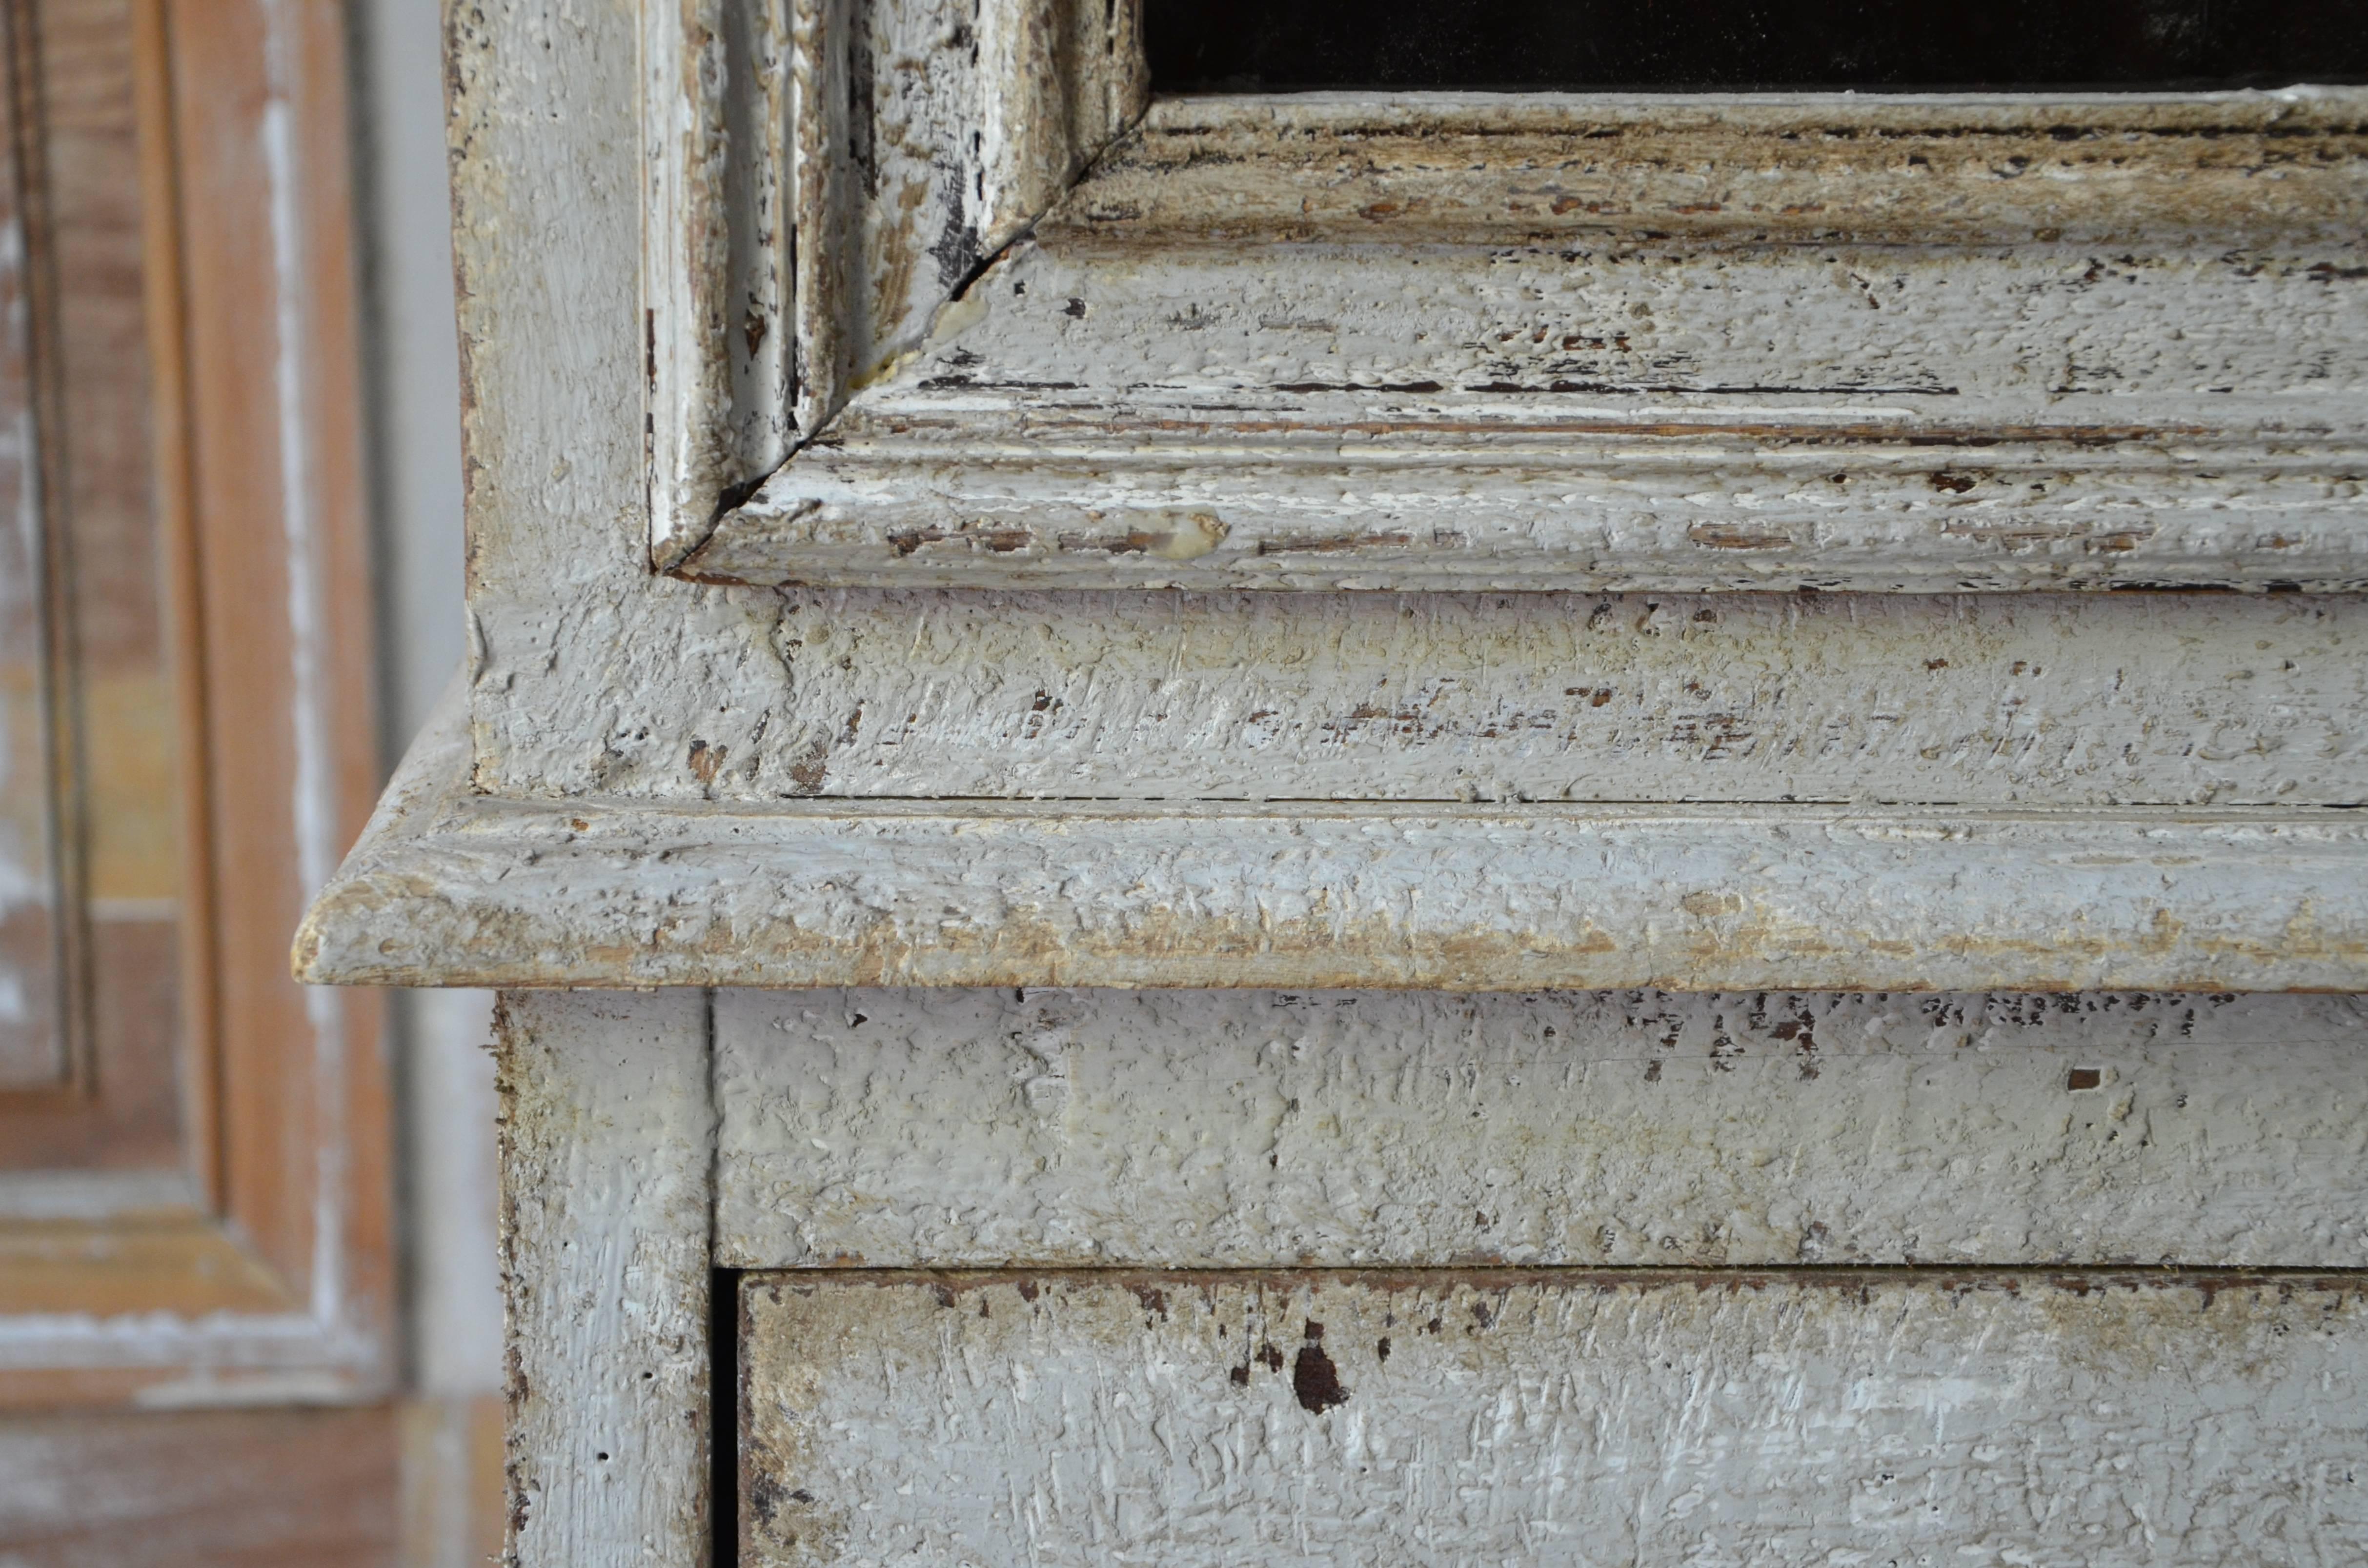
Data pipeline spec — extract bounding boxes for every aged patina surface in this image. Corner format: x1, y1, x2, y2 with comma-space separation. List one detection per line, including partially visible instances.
305, 1, 2368, 1563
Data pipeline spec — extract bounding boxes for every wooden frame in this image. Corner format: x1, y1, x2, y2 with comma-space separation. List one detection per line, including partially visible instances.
645, 7, 2368, 591
325, 8, 2368, 1559
291, 0, 2368, 995
498, 990, 711, 1568
0, 0, 390, 1408
302, 682, 2368, 993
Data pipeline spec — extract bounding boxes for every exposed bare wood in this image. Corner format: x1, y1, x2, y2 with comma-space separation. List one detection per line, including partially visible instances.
740, 1268, 2368, 1566
0, 0, 80, 1090
398, 1393, 507, 1568
162, 0, 387, 1345
0, 1214, 290, 1319
498, 990, 711, 1568
135, 0, 213, 1204
0, 1405, 398, 1564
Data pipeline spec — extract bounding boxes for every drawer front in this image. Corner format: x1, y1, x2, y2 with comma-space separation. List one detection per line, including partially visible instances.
726, 987, 2368, 1562
738, 1269, 2368, 1566
718, 988, 2368, 1269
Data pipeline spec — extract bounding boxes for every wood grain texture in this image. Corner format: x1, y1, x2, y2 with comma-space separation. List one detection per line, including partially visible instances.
0, 0, 68, 1086
715, 987, 2368, 1270
296, 686, 2368, 993
0, 1404, 398, 1565
497, 989, 711, 1568
701, 90, 2368, 590
0, 0, 390, 1409
0, 1214, 290, 1319
398, 1393, 507, 1568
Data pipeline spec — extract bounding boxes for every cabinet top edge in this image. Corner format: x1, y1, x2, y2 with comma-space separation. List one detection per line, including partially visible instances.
294, 677, 2368, 993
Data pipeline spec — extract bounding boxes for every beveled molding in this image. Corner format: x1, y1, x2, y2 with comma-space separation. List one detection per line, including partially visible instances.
645, 0, 2368, 590
295, 680, 2368, 993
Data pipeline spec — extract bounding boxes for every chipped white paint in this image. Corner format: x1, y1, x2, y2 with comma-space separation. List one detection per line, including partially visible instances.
642, 0, 793, 546
392, 7, 2368, 1561
499, 989, 712, 1568
647, 0, 1146, 561
739, 1269, 2368, 1567
704, 90, 2368, 590
781, 0, 1143, 442
433, 0, 2366, 816
664, 589, 2366, 805
296, 688, 2368, 992
714, 988, 2368, 1269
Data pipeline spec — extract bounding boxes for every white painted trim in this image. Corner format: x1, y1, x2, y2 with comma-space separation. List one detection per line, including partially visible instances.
712, 987, 2368, 1270
658, 43, 2368, 589
297, 678, 2368, 992
647, 0, 1144, 566
499, 990, 712, 1568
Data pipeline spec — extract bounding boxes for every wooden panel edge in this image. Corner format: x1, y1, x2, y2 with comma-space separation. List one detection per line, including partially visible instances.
498, 989, 712, 1568
294, 687, 2368, 992
0, 1213, 298, 1317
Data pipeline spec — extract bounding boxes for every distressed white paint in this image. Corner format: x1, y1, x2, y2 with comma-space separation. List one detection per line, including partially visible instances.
642, 0, 1146, 561
704, 90, 2368, 590
781, 0, 1143, 442
393, 8, 2368, 1561
498, 989, 712, 1568
1085, 92, 2368, 248
653, 588, 2367, 805
295, 688, 2368, 992
443, 0, 2367, 804
740, 1269, 2368, 1567
714, 987, 2368, 1269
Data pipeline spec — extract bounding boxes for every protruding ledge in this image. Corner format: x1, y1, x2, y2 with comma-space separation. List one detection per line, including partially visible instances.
298, 683, 2368, 992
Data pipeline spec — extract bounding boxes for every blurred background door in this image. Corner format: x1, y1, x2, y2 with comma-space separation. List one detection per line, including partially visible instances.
0, 0, 495, 1560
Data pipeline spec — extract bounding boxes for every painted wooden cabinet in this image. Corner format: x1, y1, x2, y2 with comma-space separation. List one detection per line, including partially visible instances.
299, 1, 2368, 1562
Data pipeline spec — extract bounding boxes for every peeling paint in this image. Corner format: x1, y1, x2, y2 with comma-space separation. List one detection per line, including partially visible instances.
740, 1267, 2368, 1566
714, 987, 2368, 1270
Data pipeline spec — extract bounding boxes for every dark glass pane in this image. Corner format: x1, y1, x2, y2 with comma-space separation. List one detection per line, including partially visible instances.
1148, 0, 2368, 92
